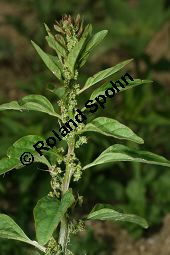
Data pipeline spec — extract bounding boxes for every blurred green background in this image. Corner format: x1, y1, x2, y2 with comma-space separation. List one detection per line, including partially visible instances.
0, 0, 170, 254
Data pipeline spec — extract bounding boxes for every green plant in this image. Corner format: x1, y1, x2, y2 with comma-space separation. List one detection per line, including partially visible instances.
90, 0, 170, 235
0, 15, 170, 255
102, 0, 170, 58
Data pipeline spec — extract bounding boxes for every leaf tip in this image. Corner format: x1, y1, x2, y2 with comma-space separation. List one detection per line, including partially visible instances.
44, 23, 50, 33
128, 58, 134, 63
143, 221, 149, 229
145, 79, 153, 84
103, 29, 108, 34
139, 138, 144, 144
31, 40, 36, 47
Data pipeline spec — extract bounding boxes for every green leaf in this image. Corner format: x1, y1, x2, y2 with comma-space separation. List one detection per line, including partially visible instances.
83, 144, 170, 170
0, 214, 46, 252
90, 79, 152, 100
80, 30, 108, 67
0, 135, 51, 175
0, 95, 61, 119
66, 24, 92, 74
85, 30, 108, 52
48, 86, 65, 99
0, 214, 32, 243
79, 59, 133, 94
0, 101, 23, 111
43, 150, 63, 166
49, 55, 63, 72
80, 117, 144, 144
31, 41, 62, 80
46, 36, 67, 59
34, 190, 75, 245
21, 95, 59, 117
44, 23, 67, 58
44, 23, 53, 37
87, 208, 148, 229
34, 196, 59, 245
0, 157, 19, 175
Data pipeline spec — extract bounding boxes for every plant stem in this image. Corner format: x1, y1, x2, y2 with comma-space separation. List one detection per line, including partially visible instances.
58, 137, 75, 253
58, 217, 68, 253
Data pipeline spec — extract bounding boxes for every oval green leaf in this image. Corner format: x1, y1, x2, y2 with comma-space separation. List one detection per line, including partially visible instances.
79, 59, 133, 94
31, 41, 62, 80
0, 214, 46, 252
90, 79, 152, 100
87, 208, 148, 229
80, 30, 108, 67
0, 95, 61, 119
0, 135, 51, 175
80, 117, 144, 144
83, 144, 170, 170
0, 214, 32, 243
34, 190, 75, 245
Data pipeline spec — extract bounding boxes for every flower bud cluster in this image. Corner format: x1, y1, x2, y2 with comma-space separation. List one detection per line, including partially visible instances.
58, 99, 68, 123
64, 152, 82, 182
73, 161, 82, 182
76, 123, 85, 132
63, 63, 72, 82
69, 219, 85, 235
49, 167, 63, 198
65, 25, 78, 52
68, 90, 78, 115
46, 237, 61, 255
75, 136, 87, 148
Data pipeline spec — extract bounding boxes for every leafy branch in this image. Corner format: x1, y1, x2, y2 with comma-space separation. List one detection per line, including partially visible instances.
0, 14, 170, 255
